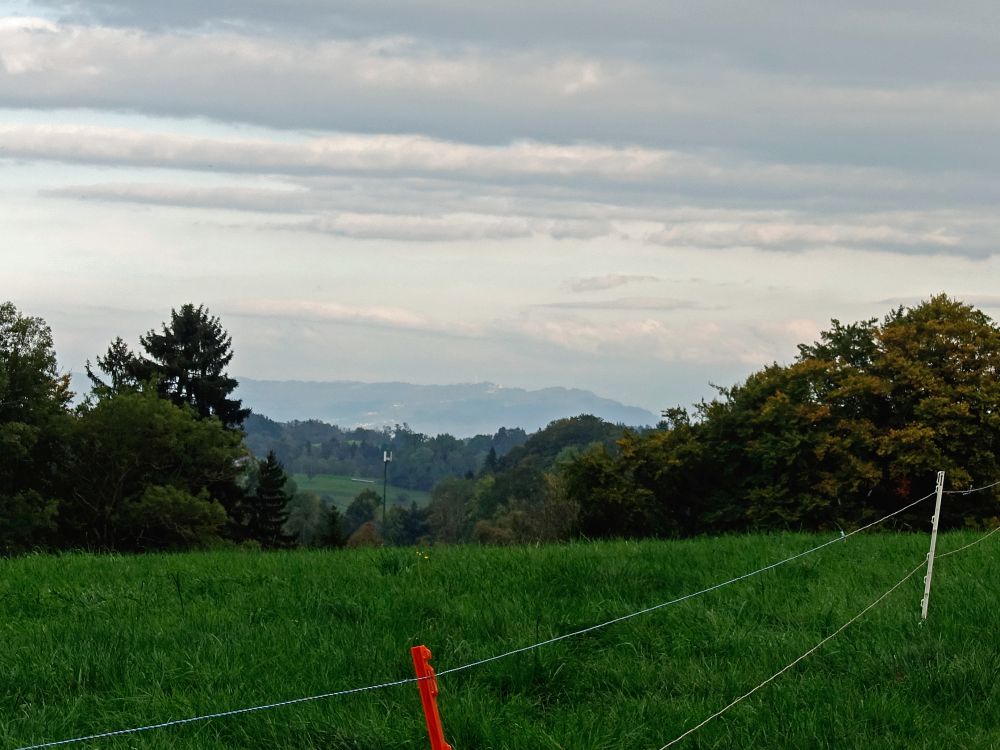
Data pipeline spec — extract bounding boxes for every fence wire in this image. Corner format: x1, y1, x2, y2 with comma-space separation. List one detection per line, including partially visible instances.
9, 487, 944, 750
936, 525, 1000, 559
943, 478, 1000, 494
656, 558, 929, 749
12, 677, 423, 750
655, 477, 1000, 748
439, 490, 936, 677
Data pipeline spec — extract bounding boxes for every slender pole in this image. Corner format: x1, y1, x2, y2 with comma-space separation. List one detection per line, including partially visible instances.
920, 471, 946, 621
383, 455, 388, 527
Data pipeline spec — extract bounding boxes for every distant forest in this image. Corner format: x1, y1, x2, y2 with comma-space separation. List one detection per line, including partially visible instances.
251, 295, 1000, 547
243, 416, 531, 491
2, 295, 998, 555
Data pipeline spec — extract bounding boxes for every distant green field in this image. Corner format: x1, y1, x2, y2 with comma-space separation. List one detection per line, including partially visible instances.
292, 472, 432, 510
3, 532, 999, 749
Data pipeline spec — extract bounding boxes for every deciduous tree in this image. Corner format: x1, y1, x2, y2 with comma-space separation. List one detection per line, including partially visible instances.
0, 302, 72, 552
344, 488, 380, 537
61, 389, 241, 550
562, 295, 1000, 536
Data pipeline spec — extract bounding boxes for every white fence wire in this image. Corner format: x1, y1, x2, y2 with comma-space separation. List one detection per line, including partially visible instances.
11, 479, 1000, 750
657, 558, 929, 749
655, 477, 1000, 748
943, 478, 1000, 494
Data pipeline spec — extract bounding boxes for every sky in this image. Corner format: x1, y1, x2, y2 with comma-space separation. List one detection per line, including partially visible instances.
2, 1, 1000, 413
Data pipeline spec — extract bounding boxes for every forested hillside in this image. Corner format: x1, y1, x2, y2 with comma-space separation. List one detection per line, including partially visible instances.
2, 295, 998, 555
243, 416, 529, 491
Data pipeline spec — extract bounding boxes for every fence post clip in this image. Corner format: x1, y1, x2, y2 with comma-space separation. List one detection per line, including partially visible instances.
411, 645, 453, 750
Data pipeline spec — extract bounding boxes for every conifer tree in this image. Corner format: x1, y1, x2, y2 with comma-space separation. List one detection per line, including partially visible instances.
139, 304, 250, 429
85, 337, 142, 398
481, 446, 499, 475
87, 304, 249, 430
321, 504, 346, 548
243, 450, 292, 547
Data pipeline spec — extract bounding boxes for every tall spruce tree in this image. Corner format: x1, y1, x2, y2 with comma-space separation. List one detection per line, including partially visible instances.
321, 504, 346, 548
243, 450, 292, 547
85, 336, 143, 399
139, 304, 250, 429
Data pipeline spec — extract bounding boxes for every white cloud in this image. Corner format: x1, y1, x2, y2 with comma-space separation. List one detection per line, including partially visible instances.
10, 120, 1000, 227
226, 295, 801, 367
0, 18, 634, 135
647, 219, 961, 251
507, 312, 812, 365
22, 1, 1000, 91
228, 299, 464, 335
0, 123, 677, 180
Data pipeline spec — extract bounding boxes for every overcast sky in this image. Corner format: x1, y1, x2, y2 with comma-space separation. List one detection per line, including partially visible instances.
3, 1, 999, 413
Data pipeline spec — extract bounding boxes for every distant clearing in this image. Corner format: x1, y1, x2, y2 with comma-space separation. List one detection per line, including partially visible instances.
293, 472, 432, 510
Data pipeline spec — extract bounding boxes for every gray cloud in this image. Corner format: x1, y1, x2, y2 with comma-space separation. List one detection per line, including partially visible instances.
565, 274, 661, 293
9, 2, 1000, 414
39, 180, 614, 242
877, 294, 1000, 310
36, 174, 1000, 257
41, 182, 311, 213
3, 15, 1000, 176
646, 219, 963, 253
11, 121, 1000, 223
538, 297, 703, 312
288, 214, 609, 242
30, 1, 1000, 88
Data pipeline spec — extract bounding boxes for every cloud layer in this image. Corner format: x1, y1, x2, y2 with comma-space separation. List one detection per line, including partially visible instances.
4, 3, 1000, 413
3, 13, 1000, 171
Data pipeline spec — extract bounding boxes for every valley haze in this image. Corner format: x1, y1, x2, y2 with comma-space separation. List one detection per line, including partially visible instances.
234, 378, 657, 436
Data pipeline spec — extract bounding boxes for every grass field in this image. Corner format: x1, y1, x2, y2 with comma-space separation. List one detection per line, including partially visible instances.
2, 531, 998, 750
292, 473, 432, 511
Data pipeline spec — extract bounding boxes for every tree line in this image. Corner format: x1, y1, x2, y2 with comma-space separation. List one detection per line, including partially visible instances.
0, 302, 301, 553
2, 295, 998, 555
413, 295, 1000, 545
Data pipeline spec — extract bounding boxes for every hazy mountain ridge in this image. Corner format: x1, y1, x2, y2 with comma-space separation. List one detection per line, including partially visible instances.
234, 378, 657, 436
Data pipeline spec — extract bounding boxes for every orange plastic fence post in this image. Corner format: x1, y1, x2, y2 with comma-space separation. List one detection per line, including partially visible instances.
411, 645, 453, 750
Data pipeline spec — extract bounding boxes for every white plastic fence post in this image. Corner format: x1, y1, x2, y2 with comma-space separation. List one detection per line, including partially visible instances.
920, 471, 946, 621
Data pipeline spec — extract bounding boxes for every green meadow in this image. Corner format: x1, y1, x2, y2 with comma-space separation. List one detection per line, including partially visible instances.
2, 532, 998, 750
291, 473, 432, 511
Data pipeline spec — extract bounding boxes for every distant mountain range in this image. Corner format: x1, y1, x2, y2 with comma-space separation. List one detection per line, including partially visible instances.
234, 379, 658, 436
